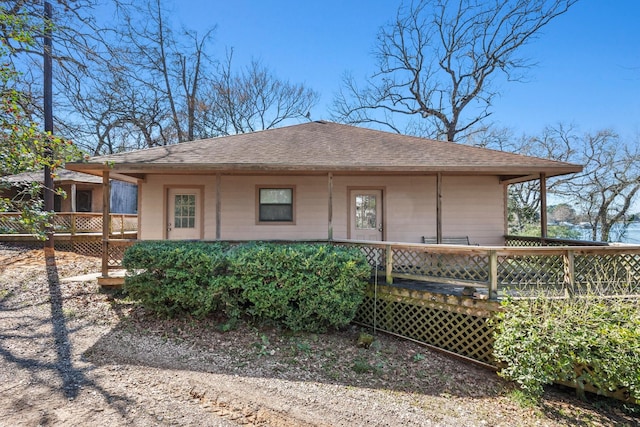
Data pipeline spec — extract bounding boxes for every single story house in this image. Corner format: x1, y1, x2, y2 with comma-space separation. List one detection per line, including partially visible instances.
1, 169, 138, 214
66, 121, 581, 245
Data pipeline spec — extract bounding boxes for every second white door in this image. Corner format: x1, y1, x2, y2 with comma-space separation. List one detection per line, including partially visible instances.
167, 188, 201, 240
350, 189, 383, 241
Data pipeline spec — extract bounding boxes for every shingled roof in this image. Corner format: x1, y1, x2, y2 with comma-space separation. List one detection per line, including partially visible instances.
66, 121, 581, 181
2, 169, 102, 185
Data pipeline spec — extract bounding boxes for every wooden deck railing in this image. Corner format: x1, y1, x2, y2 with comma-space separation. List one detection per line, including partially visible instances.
88, 237, 640, 302
504, 235, 609, 247
0, 212, 137, 236
334, 239, 640, 300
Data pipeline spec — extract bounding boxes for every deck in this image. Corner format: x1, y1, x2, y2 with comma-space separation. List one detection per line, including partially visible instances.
0, 212, 137, 236
0, 213, 137, 259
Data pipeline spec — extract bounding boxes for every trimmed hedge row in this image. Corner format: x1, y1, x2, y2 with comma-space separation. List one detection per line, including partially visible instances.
122, 241, 371, 332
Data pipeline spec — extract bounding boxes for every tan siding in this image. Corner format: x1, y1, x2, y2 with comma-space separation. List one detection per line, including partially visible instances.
139, 173, 507, 244
441, 176, 505, 245
91, 186, 103, 212
220, 175, 328, 240
140, 174, 217, 240
54, 184, 102, 212
332, 175, 437, 243
58, 184, 72, 212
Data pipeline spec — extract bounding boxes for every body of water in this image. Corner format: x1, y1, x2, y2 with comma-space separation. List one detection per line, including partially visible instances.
576, 221, 640, 244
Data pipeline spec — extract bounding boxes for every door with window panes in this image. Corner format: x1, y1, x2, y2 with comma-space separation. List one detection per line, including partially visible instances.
167, 188, 200, 239
350, 189, 383, 241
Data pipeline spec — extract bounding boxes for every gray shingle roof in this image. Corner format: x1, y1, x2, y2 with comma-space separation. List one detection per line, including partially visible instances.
67, 121, 581, 178
1, 169, 102, 185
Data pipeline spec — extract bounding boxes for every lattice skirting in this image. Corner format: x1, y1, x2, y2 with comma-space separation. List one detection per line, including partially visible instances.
0, 239, 102, 258
354, 284, 500, 366
54, 240, 102, 258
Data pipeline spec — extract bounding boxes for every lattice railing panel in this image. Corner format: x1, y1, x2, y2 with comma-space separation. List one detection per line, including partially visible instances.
505, 236, 607, 247
0, 214, 25, 233
574, 253, 640, 294
497, 254, 564, 288
1, 213, 138, 235
123, 216, 138, 231
392, 249, 490, 283
73, 216, 96, 231
75, 215, 102, 232
504, 237, 541, 247
53, 215, 72, 231
110, 215, 138, 233
342, 244, 384, 268
355, 287, 498, 366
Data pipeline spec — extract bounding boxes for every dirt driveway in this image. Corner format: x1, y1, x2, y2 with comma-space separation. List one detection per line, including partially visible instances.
0, 244, 636, 426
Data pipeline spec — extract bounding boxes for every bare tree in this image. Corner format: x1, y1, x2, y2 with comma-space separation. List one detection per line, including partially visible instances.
56, 0, 216, 152
60, 62, 172, 154
4, 1, 320, 154
109, 0, 215, 144
332, 0, 576, 141
555, 130, 640, 241
548, 203, 577, 224
504, 125, 640, 242
0, 0, 105, 132
198, 53, 320, 136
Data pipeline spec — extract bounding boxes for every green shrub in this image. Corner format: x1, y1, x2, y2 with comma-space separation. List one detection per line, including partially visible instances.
122, 241, 230, 318
122, 241, 371, 332
493, 292, 640, 401
226, 243, 371, 332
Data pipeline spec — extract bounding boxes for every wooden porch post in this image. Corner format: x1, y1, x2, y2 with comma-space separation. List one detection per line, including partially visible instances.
101, 170, 110, 278
540, 173, 548, 239
436, 173, 443, 244
488, 250, 498, 300
215, 173, 221, 240
70, 183, 77, 212
385, 244, 393, 284
328, 172, 333, 241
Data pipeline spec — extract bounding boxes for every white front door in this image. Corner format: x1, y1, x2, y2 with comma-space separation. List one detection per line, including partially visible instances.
167, 188, 201, 240
350, 189, 383, 241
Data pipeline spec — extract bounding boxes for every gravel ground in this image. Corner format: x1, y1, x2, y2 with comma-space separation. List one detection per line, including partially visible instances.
0, 243, 637, 426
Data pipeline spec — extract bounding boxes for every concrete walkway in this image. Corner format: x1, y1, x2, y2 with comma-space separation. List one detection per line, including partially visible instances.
60, 269, 126, 283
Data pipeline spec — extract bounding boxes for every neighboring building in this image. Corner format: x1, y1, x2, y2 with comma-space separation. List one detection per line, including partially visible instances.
66, 121, 581, 245
1, 169, 137, 214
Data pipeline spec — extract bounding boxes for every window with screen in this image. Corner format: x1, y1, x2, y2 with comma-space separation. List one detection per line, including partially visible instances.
258, 187, 294, 223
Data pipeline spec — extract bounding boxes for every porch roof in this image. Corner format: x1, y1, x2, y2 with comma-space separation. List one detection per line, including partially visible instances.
66, 121, 581, 182
2, 169, 102, 185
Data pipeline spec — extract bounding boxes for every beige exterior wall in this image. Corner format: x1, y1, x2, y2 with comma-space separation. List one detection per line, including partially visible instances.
140, 174, 217, 240
219, 175, 328, 240
57, 184, 102, 212
331, 175, 437, 243
138, 173, 506, 244
441, 176, 505, 245
91, 186, 104, 212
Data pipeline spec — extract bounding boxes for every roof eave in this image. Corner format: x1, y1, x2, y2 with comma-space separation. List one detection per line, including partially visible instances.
66, 161, 582, 182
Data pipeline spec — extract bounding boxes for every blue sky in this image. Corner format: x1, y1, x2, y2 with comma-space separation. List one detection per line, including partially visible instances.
169, 0, 640, 140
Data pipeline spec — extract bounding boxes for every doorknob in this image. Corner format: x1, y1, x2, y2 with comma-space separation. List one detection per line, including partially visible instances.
378, 223, 383, 232
167, 223, 172, 232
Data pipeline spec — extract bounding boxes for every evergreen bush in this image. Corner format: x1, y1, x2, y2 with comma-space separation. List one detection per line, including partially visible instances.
226, 243, 371, 332
122, 241, 371, 332
493, 288, 640, 402
122, 241, 230, 318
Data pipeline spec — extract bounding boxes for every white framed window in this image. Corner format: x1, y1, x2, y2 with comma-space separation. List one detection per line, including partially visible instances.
257, 187, 295, 223
173, 194, 196, 228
